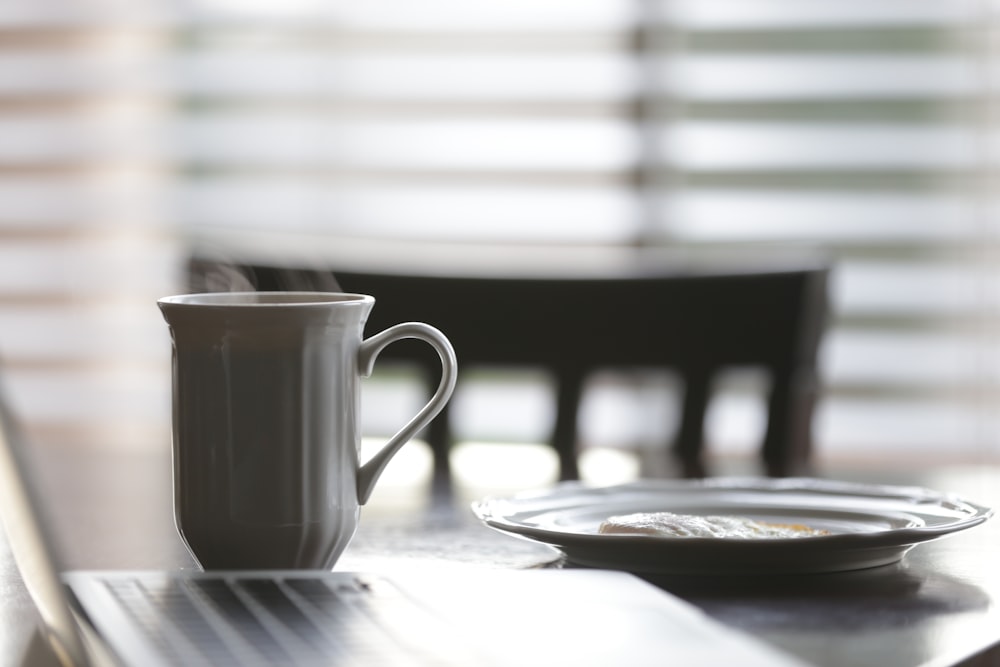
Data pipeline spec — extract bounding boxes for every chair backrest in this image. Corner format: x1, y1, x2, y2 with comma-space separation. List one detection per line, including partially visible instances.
188, 257, 830, 489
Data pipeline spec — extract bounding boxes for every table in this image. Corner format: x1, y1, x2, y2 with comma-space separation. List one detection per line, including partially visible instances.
2, 441, 999, 667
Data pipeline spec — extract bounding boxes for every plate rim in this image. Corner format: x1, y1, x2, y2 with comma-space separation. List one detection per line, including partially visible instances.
470, 477, 993, 573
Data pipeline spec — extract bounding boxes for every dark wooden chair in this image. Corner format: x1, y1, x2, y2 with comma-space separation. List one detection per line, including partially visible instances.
188, 257, 830, 495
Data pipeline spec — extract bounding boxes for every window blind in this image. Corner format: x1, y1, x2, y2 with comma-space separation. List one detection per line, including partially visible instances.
641, 0, 998, 462
0, 24, 178, 447
0, 0, 996, 464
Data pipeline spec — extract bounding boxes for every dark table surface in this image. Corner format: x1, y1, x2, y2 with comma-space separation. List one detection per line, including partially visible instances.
3, 441, 999, 667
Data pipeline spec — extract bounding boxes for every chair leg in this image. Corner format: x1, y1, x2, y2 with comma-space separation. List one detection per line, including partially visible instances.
426, 385, 453, 502
552, 371, 583, 481
674, 372, 710, 478
762, 366, 816, 477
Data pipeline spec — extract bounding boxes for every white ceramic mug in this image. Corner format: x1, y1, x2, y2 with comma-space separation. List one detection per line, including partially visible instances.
158, 292, 457, 570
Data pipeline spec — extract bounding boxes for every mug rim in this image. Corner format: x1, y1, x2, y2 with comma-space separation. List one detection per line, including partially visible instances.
158, 292, 374, 307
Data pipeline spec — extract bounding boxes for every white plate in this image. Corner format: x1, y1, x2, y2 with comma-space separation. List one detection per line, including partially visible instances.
471, 478, 993, 574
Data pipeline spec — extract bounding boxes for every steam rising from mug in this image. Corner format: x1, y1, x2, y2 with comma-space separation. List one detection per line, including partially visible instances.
186, 257, 343, 294
158, 291, 457, 570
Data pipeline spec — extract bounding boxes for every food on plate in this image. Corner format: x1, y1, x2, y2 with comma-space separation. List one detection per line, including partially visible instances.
597, 511, 830, 539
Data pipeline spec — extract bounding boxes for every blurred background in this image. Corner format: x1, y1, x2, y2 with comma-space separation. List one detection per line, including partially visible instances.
1, 0, 999, 494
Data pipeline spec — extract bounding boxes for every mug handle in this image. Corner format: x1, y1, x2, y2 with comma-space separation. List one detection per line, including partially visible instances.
355, 322, 458, 504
